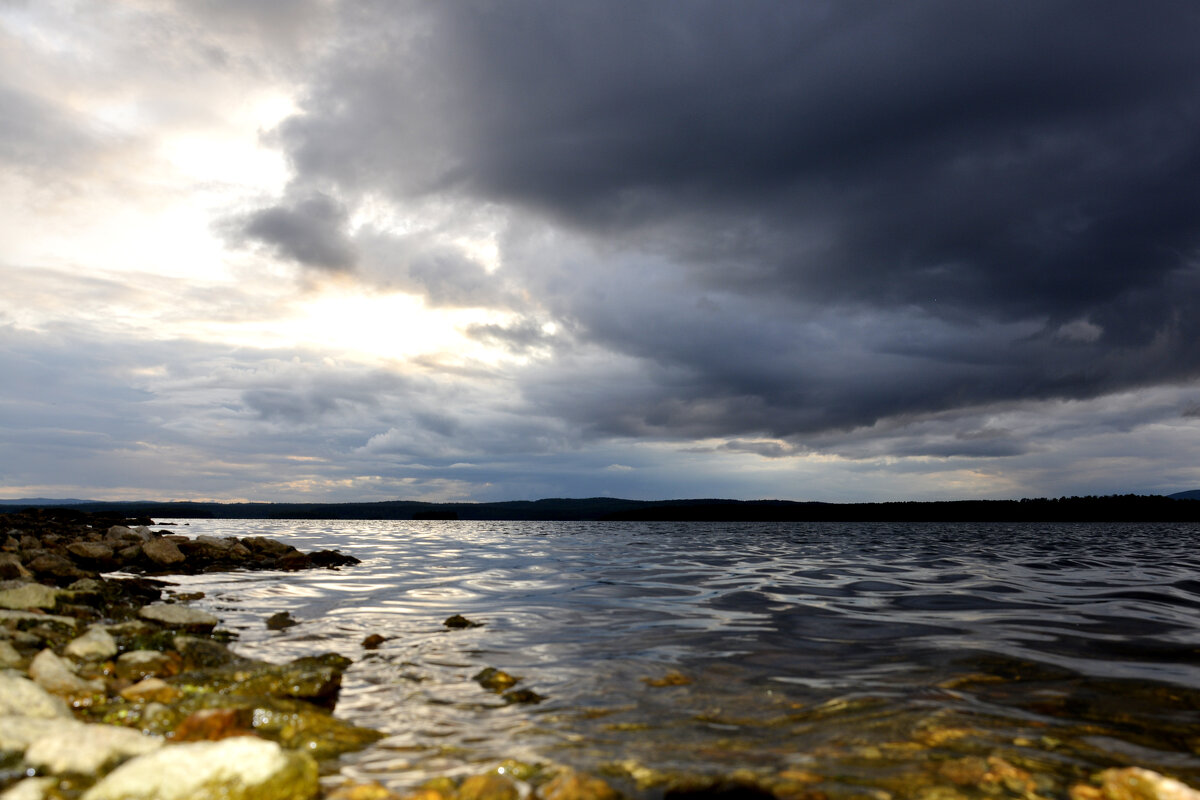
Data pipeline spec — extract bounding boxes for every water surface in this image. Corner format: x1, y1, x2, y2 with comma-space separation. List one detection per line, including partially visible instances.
161, 520, 1200, 796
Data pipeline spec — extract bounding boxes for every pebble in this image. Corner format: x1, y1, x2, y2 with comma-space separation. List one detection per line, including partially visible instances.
65, 625, 119, 661
28, 648, 106, 701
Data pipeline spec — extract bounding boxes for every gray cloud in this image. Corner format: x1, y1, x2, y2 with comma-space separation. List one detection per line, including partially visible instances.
241, 193, 358, 271
263, 0, 1200, 448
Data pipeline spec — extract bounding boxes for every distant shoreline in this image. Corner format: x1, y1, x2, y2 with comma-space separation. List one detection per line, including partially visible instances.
2, 494, 1199, 522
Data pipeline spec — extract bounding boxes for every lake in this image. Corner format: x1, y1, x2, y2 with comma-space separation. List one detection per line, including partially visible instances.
159, 519, 1200, 798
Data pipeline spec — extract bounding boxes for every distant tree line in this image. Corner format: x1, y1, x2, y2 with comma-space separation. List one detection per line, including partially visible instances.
2, 494, 1199, 522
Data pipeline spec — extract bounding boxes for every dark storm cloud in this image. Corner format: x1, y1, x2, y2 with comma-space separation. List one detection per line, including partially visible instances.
268, 1, 1200, 446
241, 192, 358, 271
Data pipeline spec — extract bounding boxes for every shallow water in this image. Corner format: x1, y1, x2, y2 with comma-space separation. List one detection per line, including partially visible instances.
160, 520, 1200, 796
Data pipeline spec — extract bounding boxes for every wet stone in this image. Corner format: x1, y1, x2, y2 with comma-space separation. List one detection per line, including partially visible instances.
29, 648, 106, 702
444, 614, 483, 629
459, 773, 519, 800
362, 633, 386, 649
540, 770, 622, 800
266, 611, 298, 630
141, 537, 185, 567
116, 649, 177, 680
0, 582, 65, 610
474, 667, 520, 692
119, 677, 182, 704
65, 626, 119, 661
503, 688, 545, 704
138, 602, 218, 632
0, 671, 72, 718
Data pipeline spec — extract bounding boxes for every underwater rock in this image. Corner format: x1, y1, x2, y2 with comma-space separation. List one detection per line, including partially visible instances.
502, 688, 545, 704
266, 611, 298, 630
362, 633, 386, 649
539, 769, 621, 800
642, 671, 692, 688
444, 614, 483, 629
474, 667, 521, 692
171, 707, 255, 741
119, 677, 182, 704
80, 736, 319, 800
115, 650, 177, 680
459, 773, 519, 800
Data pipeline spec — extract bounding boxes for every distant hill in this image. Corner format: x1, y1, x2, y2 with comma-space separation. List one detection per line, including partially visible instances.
1169, 490, 1200, 500
0, 497, 94, 506
1, 494, 1199, 522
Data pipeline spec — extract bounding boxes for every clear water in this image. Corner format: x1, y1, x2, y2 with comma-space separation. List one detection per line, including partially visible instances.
159, 520, 1200, 796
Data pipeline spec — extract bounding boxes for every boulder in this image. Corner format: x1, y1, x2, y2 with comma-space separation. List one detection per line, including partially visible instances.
141, 538, 185, 567
80, 736, 319, 800
67, 541, 116, 565
138, 602, 218, 632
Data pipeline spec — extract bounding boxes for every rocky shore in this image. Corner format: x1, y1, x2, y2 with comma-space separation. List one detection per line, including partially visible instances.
2, 508, 1198, 800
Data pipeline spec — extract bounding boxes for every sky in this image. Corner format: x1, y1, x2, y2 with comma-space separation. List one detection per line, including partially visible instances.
3, 0, 1200, 504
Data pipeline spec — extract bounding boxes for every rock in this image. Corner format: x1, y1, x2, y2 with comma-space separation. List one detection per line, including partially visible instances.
67, 541, 115, 565
107, 525, 152, 543
116, 650, 177, 680
643, 671, 692, 687
362, 633, 386, 649
173, 635, 248, 670
0, 671, 72, 718
474, 667, 520, 692
266, 611, 298, 630
142, 537, 185, 567
5, 717, 164, 775
444, 614, 483, 629
276, 553, 313, 571
28, 552, 87, 583
324, 780, 403, 800
0, 640, 21, 668
540, 770, 621, 800
172, 707, 255, 741
503, 688, 544, 704
309, 549, 360, 568
65, 625, 119, 661
139, 602, 218, 632
0, 582, 64, 610
240, 537, 297, 557
1094, 768, 1200, 800
29, 648, 106, 702
80, 736, 319, 800
1, 777, 56, 800
120, 677, 182, 704
0, 552, 31, 580
173, 654, 348, 708
459, 774, 519, 800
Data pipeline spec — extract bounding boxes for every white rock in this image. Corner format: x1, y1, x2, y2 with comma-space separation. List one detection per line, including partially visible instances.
1098, 768, 1200, 800
65, 626, 118, 661
81, 737, 319, 800
0, 777, 56, 800
0, 671, 71, 718
29, 649, 105, 699
25, 720, 162, 775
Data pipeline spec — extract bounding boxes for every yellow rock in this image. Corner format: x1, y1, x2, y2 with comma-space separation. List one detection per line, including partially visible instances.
459, 773, 518, 800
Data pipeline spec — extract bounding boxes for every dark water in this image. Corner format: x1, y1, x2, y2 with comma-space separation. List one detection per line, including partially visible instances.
162, 520, 1200, 797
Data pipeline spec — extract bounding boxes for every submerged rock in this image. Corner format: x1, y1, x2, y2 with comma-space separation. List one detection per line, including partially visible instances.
459, 773, 519, 800
266, 610, 298, 630
474, 667, 521, 692
540, 769, 621, 800
80, 736, 319, 800
444, 614, 483, 629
